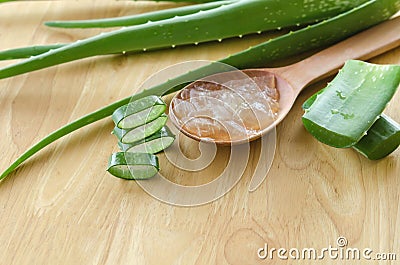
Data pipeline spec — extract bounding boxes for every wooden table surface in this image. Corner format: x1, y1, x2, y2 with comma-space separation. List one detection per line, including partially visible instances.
1, 2, 399, 265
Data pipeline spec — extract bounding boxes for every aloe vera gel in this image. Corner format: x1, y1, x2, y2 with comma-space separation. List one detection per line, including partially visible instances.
302, 60, 400, 158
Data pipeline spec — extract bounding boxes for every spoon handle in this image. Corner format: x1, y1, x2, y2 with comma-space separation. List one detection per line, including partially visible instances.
282, 16, 400, 93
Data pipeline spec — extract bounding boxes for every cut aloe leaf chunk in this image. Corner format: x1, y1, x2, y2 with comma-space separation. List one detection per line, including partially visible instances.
107, 152, 159, 180
113, 114, 168, 144
112, 95, 166, 129
302, 60, 400, 148
118, 126, 175, 154
353, 114, 400, 160
303, 88, 400, 160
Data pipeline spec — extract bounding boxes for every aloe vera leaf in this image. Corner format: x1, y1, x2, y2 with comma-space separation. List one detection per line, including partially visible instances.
118, 126, 175, 154
113, 114, 168, 144
0, 44, 66, 60
303, 88, 400, 159
107, 152, 159, 180
112, 95, 166, 129
0, 0, 392, 64
353, 114, 400, 160
222, 0, 400, 68
45, 1, 232, 28
3, 1, 396, 65
302, 60, 400, 148
1, 0, 398, 180
1, 2, 231, 60
147, 0, 221, 2
0, 0, 371, 79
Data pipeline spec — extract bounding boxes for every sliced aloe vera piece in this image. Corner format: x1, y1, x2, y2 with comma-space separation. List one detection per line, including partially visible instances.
107, 152, 159, 180
118, 126, 175, 154
353, 114, 400, 160
113, 114, 168, 144
302, 60, 400, 148
112, 95, 166, 129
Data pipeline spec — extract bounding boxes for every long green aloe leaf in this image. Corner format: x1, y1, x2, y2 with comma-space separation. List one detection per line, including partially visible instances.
0, 0, 399, 180
0, 44, 66, 61
146, 0, 221, 2
0, 0, 371, 79
45, 1, 233, 28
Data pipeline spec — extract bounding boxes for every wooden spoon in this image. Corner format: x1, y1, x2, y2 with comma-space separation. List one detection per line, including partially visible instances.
169, 16, 400, 145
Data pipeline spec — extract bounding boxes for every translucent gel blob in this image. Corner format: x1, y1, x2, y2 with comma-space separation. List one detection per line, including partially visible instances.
171, 72, 279, 142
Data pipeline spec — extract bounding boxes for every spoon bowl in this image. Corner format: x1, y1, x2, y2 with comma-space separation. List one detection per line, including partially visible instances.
170, 16, 400, 145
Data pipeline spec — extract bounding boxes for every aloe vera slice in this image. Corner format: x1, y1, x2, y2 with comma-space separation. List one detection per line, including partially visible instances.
353, 114, 400, 160
107, 152, 159, 180
118, 126, 175, 154
112, 95, 166, 129
302, 60, 400, 148
113, 114, 168, 144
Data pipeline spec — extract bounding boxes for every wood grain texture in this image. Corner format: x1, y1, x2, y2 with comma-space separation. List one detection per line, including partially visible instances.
0, 2, 399, 264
